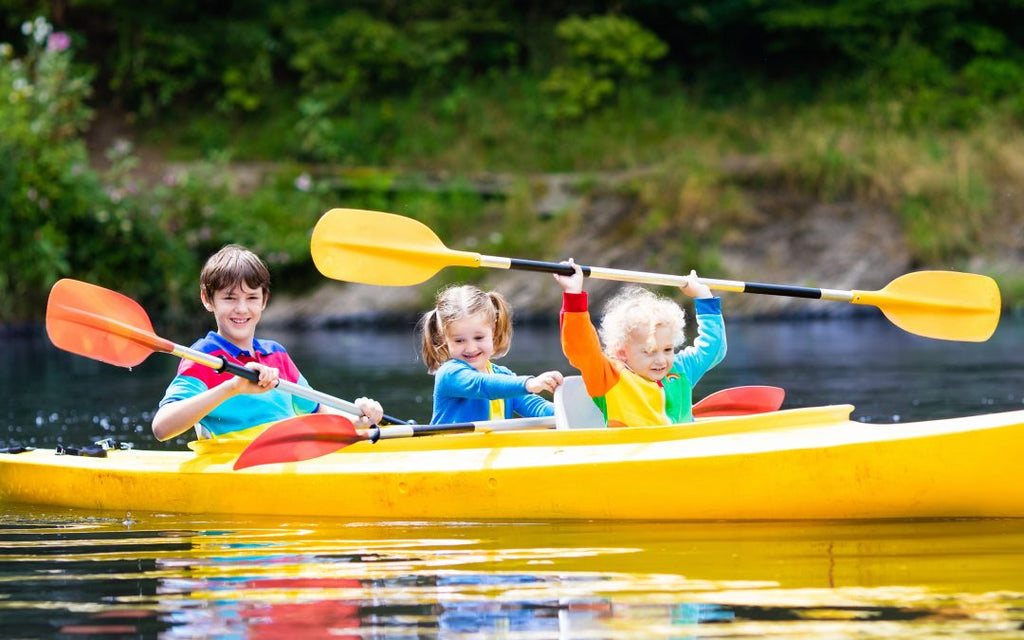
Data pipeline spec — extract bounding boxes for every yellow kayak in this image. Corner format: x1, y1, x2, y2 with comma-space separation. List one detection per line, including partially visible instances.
2, 405, 1023, 520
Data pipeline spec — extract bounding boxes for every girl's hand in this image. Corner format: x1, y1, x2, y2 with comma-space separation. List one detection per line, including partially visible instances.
352, 397, 384, 427
230, 362, 279, 395
678, 269, 712, 299
526, 370, 564, 394
553, 258, 585, 294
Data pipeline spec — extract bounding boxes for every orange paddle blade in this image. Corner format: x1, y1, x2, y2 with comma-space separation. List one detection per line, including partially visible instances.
233, 414, 363, 470
693, 386, 785, 417
46, 279, 174, 367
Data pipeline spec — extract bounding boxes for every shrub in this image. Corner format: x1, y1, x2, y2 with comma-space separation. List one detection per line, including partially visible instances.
0, 17, 101, 322
541, 14, 667, 121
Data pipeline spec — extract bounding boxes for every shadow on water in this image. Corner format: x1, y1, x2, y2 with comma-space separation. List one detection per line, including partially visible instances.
1, 509, 1023, 637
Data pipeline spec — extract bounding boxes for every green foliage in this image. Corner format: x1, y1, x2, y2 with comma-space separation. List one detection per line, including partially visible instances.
287, 11, 406, 105
0, 21, 333, 323
0, 17, 100, 321
4, 3, 1024, 318
542, 14, 667, 120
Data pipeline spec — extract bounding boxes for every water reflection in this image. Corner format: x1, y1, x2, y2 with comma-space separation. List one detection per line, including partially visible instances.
2, 508, 1023, 637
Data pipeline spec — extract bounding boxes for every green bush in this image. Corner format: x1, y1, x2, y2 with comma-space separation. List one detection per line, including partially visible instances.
0, 18, 100, 322
0, 20, 333, 323
542, 14, 668, 121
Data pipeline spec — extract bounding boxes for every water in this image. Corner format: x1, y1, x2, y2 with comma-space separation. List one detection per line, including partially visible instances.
2, 315, 1023, 637
5, 315, 1022, 448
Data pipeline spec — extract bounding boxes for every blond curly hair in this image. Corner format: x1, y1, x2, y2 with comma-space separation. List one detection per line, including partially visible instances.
598, 287, 687, 356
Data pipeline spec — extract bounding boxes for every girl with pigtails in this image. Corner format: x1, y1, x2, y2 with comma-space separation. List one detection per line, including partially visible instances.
418, 285, 564, 425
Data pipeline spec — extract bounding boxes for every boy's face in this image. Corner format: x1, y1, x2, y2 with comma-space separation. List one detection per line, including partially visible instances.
202, 283, 267, 351
616, 324, 675, 382
444, 312, 495, 373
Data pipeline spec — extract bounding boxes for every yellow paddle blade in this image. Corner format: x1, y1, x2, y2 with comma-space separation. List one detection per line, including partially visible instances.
853, 271, 1001, 342
310, 208, 483, 286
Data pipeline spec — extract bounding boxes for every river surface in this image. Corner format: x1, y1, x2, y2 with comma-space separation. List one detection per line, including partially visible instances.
2, 314, 1023, 637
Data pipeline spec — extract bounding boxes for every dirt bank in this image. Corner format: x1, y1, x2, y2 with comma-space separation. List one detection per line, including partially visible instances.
261, 173, 1019, 327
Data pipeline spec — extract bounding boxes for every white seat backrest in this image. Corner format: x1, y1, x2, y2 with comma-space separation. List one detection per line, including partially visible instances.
553, 376, 607, 430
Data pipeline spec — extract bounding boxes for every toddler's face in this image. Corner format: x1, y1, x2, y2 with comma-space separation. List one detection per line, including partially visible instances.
444, 312, 496, 372
617, 324, 675, 382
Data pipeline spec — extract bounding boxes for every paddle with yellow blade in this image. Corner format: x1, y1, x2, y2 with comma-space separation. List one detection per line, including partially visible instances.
311, 208, 1001, 342
233, 385, 786, 470
45, 278, 409, 425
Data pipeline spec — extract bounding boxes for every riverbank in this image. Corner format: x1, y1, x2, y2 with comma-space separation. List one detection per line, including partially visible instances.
42, 107, 1023, 331
256, 166, 1022, 328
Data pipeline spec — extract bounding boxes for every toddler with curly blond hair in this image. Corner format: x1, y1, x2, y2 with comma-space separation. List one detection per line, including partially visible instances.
554, 260, 726, 427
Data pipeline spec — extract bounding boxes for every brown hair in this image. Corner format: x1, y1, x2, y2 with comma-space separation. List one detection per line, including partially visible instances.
200, 244, 271, 303
417, 285, 514, 373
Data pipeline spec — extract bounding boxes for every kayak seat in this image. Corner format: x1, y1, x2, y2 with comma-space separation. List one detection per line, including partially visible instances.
554, 376, 607, 430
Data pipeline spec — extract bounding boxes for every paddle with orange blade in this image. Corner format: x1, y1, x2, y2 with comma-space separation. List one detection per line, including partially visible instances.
233, 414, 557, 470
310, 208, 1002, 342
45, 278, 408, 424
691, 385, 785, 417
233, 385, 786, 469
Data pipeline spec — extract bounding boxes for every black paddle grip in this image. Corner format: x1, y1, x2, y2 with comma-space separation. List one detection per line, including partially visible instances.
509, 258, 592, 277
743, 282, 824, 299
219, 359, 261, 382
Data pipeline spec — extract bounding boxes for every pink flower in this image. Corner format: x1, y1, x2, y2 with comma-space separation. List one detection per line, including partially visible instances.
46, 31, 70, 52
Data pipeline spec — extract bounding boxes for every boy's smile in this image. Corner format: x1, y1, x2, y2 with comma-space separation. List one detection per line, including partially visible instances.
202, 283, 267, 352
617, 324, 675, 382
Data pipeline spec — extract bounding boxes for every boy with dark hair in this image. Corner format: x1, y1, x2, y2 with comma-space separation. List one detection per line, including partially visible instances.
152, 244, 383, 441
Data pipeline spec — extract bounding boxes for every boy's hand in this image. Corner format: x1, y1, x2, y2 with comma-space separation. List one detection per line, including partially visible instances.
553, 258, 585, 293
231, 362, 279, 394
679, 269, 712, 299
352, 397, 384, 427
526, 370, 564, 394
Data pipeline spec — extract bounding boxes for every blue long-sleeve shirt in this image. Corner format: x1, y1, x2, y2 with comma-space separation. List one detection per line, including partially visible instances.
430, 359, 555, 425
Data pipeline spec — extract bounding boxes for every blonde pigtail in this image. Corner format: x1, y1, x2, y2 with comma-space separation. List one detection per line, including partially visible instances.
417, 308, 450, 374
488, 291, 514, 359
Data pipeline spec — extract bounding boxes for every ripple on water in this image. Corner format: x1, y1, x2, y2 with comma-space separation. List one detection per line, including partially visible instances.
0, 512, 1022, 637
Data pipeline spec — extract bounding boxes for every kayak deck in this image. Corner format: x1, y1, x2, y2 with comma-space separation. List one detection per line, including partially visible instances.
2, 406, 1023, 520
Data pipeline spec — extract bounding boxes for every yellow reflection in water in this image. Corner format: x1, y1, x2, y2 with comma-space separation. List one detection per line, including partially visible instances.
2, 505, 1024, 637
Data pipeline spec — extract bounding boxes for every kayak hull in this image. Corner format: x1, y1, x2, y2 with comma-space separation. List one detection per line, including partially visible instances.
2, 405, 1023, 520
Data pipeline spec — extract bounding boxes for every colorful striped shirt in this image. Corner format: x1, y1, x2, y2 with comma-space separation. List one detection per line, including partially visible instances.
158, 331, 319, 438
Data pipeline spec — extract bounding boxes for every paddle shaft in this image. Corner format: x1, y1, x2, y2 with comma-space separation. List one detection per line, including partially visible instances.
171, 343, 408, 426
367, 416, 553, 442
489, 257, 853, 301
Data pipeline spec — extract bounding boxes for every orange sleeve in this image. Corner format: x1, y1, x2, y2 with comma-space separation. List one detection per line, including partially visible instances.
560, 292, 620, 397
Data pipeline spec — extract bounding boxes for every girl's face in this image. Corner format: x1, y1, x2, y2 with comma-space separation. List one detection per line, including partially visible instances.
202, 282, 267, 351
616, 324, 675, 382
444, 312, 495, 372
